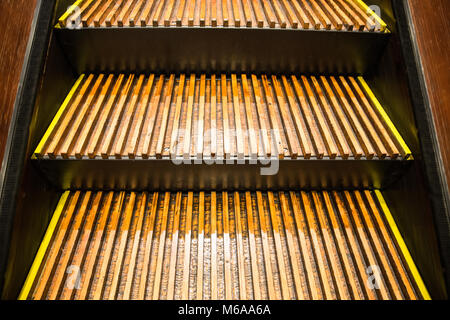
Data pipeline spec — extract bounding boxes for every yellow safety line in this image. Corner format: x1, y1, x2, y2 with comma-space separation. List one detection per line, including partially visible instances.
375, 190, 431, 300
57, 0, 85, 28
353, 0, 388, 32
358, 77, 412, 160
33, 74, 85, 158
18, 191, 70, 300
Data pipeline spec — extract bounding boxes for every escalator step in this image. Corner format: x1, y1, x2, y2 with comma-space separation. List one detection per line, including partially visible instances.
20, 189, 429, 300
34, 73, 410, 160
58, 0, 387, 32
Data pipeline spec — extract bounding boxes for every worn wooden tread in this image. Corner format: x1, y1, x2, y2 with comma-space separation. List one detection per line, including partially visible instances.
58, 0, 388, 32
21, 189, 427, 300
33, 74, 409, 160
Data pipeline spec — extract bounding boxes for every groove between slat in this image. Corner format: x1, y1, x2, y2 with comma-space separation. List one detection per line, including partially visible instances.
24, 190, 426, 300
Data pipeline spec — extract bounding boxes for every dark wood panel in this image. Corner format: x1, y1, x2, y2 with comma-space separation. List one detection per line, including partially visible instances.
409, 0, 450, 192
0, 0, 37, 165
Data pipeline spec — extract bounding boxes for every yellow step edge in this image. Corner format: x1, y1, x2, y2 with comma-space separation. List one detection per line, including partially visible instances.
354, 0, 388, 32
57, 0, 85, 28
358, 76, 413, 159
18, 191, 70, 300
33, 74, 85, 158
375, 190, 431, 300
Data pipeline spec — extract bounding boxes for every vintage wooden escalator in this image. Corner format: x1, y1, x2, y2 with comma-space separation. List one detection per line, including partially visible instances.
1, 0, 448, 300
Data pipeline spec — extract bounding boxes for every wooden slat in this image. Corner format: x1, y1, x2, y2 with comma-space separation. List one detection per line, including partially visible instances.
245, 192, 261, 299
34, 75, 85, 158
222, 192, 233, 299
231, 74, 245, 159
114, 75, 145, 158
317, 0, 344, 30
74, 75, 113, 158
271, 0, 287, 28
59, 192, 102, 300
197, 75, 206, 158
46, 75, 94, 158
311, 76, 351, 158
349, 77, 399, 158
80, 0, 100, 27
167, 192, 182, 299
364, 191, 418, 299
301, 75, 339, 158
138, 192, 159, 299
141, 75, 165, 158
91, 192, 125, 300
100, 75, 135, 159
290, 0, 311, 29
281, 76, 311, 158
47, 192, 92, 300
127, 74, 155, 158
210, 192, 218, 299
122, 193, 147, 300
343, 191, 391, 299
320, 76, 364, 158
156, 74, 175, 158
272, 75, 299, 158
105, 0, 125, 27
291, 75, 326, 158
152, 191, 171, 299
339, 76, 388, 158
321, 191, 363, 299
152, 0, 166, 26
183, 74, 196, 159
196, 192, 206, 299
169, 74, 186, 157
261, 75, 284, 158
222, 0, 229, 26
60, 74, 104, 158
331, 191, 378, 300
280, 0, 299, 28
231, 0, 241, 26
330, 76, 376, 158
221, 74, 231, 158
129, 0, 148, 26
181, 192, 194, 299
311, 191, 350, 299
289, 191, 322, 299
300, 0, 322, 29
300, 191, 336, 299
255, 191, 276, 299
117, 0, 138, 27
108, 193, 136, 300
278, 192, 306, 299
234, 192, 247, 299
354, 191, 403, 299
210, 75, 217, 157
241, 74, 258, 158
241, 0, 253, 27
309, 0, 332, 29
260, 0, 277, 28
252, 75, 271, 157
251, 0, 265, 27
